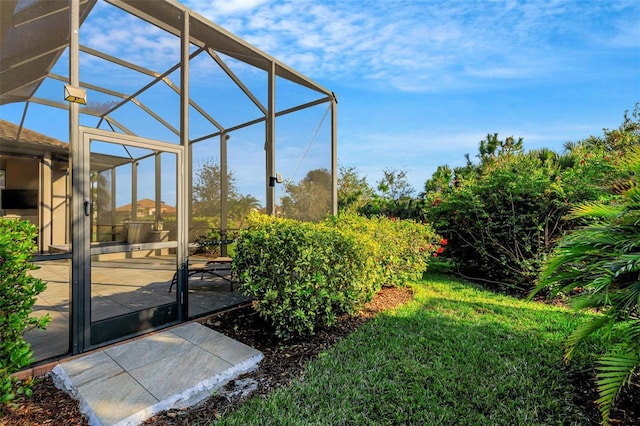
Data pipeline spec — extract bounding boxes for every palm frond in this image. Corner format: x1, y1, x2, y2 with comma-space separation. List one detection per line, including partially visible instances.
569, 290, 612, 311
565, 314, 614, 362
620, 146, 640, 175
596, 352, 640, 425
568, 202, 624, 220
627, 316, 640, 342
623, 184, 640, 205
538, 144, 640, 426
609, 281, 640, 311
613, 254, 640, 272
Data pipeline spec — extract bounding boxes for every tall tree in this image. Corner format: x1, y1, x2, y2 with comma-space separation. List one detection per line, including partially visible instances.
424, 165, 452, 194
192, 158, 237, 216
281, 168, 331, 222
377, 167, 415, 202
478, 133, 524, 167
358, 168, 420, 219
338, 166, 374, 213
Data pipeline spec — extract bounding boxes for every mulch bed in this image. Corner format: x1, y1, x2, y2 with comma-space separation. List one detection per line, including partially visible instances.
0, 377, 88, 426
141, 286, 414, 425
3, 285, 639, 425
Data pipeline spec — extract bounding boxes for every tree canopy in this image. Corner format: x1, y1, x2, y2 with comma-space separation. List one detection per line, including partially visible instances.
281, 168, 332, 222
192, 158, 261, 227
337, 166, 374, 213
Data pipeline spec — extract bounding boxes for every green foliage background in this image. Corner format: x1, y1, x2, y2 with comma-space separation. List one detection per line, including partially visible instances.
421, 107, 639, 292
0, 219, 49, 408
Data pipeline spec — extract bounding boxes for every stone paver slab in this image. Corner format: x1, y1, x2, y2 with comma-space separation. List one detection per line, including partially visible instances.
51, 323, 263, 425
128, 344, 232, 402
57, 351, 124, 388
105, 329, 189, 371
73, 370, 158, 426
172, 322, 261, 364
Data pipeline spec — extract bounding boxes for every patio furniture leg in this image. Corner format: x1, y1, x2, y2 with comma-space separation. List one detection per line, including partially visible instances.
168, 260, 234, 293
169, 272, 177, 293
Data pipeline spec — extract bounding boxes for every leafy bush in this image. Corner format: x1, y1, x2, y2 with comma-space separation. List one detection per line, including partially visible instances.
425, 132, 632, 293
0, 219, 49, 408
532, 147, 640, 425
234, 213, 373, 339
233, 212, 441, 339
328, 213, 442, 288
427, 152, 564, 291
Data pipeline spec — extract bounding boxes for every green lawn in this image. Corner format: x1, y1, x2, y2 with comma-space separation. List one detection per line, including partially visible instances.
219, 273, 598, 425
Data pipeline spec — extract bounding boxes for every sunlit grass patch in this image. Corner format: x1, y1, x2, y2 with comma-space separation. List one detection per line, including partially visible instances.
218, 273, 597, 425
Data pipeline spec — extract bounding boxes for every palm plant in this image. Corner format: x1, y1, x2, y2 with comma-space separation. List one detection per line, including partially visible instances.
533, 147, 640, 425
231, 194, 261, 228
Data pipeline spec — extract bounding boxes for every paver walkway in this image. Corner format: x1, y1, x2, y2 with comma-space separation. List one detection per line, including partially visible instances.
51, 322, 263, 426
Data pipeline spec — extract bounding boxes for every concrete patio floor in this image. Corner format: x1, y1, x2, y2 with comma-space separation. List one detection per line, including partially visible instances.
51, 322, 263, 426
25, 256, 251, 363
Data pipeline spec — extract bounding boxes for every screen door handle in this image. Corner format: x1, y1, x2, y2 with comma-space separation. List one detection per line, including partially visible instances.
84, 199, 91, 216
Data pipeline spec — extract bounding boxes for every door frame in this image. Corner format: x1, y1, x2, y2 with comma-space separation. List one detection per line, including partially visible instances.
71, 127, 187, 354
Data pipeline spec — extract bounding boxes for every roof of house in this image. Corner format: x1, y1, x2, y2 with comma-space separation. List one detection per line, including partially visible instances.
0, 119, 138, 172
116, 198, 176, 213
0, 119, 69, 158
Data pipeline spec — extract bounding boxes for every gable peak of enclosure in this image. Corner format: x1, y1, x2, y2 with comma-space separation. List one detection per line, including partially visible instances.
0, 0, 337, 363
1, 0, 337, 214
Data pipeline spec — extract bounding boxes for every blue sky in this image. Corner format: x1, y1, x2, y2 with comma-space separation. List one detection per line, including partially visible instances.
184, 0, 640, 194
1, 0, 638, 205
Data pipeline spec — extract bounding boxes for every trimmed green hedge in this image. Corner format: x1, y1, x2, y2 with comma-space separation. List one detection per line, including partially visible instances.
329, 214, 443, 288
233, 212, 441, 339
0, 219, 49, 409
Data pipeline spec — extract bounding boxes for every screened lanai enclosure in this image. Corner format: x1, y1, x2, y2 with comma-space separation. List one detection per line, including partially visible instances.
0, 0, 337, 363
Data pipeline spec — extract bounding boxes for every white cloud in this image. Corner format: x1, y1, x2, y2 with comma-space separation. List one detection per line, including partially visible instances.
181, 0, 640, 94
74, 0, 640, 97
82, 9, 180, 70
78, 0, 639, 96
